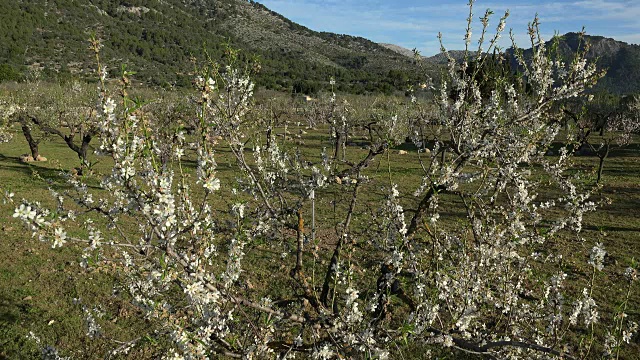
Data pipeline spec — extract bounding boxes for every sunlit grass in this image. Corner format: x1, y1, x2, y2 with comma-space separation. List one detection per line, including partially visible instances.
1, 99, 639, 358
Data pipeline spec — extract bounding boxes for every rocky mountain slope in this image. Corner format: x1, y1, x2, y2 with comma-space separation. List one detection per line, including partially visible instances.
541, 32, 640, 95
0, 0, 637, 95
382, 33, 640, 95
0, 0, 429, 94
379, 43, 416, 58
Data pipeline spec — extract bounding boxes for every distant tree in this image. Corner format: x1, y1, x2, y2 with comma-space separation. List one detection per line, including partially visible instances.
0, 63, 21, 82
0, 94, 17, 144
0, 77, 100, 166
0, 82, 53, 161
586, 92, 623, 136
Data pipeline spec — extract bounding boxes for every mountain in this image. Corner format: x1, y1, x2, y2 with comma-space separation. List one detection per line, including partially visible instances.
380, 43, 467, 65
379, 43, 416, 59
382, 33, 640, 95
0, 1, 637, 96
503, 33, 640, 95
550, 33, 640, 95
0, 0, 430, 94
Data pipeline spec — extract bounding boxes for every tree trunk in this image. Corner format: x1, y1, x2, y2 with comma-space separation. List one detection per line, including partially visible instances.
333, 131, 342, 160
596, 144, 610, 185
20, 120, 39, 159
266, 126, 272, 149
78, 133, 93, 166
63, 132, 94, 167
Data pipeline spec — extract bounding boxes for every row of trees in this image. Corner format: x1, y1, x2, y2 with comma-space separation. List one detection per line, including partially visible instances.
0, 81, 99, 167
3, 77, 637, 184
1, 6, 640, 359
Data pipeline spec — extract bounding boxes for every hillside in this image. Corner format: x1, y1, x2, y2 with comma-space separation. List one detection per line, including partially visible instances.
380, 44, 473, 66
382, 34, 640, 95
379, 43, 416, 58
505, 33, 640, 95
0, 0, 430, 94
552, 33, 640, 95
1, 1, 637, 96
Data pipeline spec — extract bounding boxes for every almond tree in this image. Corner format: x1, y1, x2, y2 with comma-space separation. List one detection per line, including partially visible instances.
0, 80, 99, 166
12, 4, 639, 359
565, 95, 640, 184
30, 81, 99, 168
0, 82, 53, 161
0, 95, 16, 144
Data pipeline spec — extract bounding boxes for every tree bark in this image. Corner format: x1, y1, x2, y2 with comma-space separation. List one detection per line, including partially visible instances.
20, 118, 39, 159
27, 115, 95, 167
596, 144, 610, 185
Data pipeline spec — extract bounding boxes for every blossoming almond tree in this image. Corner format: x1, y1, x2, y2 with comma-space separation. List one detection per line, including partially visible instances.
0, 82, 53, 161
563, 93, 640, 184
11, 4, 639, 359
0, 97, 17, 203
0, 79, 99, 167
0, 96, 17, 144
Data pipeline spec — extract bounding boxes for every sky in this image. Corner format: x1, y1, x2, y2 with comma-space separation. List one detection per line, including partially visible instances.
257, 0, 640, 56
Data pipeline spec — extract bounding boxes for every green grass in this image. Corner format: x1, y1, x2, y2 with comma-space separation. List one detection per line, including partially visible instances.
0, 131, 170, 359
0, 120, 639, 358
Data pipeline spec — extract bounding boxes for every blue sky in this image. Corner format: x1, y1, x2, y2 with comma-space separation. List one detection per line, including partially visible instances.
257, 0, 640, 56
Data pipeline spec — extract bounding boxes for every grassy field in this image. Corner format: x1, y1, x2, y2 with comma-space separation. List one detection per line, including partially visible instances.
1, 116, 639, 358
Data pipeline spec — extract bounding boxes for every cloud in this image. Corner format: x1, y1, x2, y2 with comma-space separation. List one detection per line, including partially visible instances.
614, 33, 640, 44
257, 0, 639, 55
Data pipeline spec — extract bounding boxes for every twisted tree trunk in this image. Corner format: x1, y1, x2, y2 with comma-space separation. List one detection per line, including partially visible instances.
19, 116, 40, 160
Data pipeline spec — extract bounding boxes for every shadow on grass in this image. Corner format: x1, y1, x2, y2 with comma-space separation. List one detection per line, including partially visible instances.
609, 143, 640, 157
0, 154, 67, 180
0, 291, 41, 358
583, 224, 640, 232
0, 154, 105, 191
603, 185, 640, 196
0, 294, 20, 325
548, 141, 640, 158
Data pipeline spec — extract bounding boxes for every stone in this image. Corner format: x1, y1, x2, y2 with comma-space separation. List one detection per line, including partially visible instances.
19, 154, 47, 162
